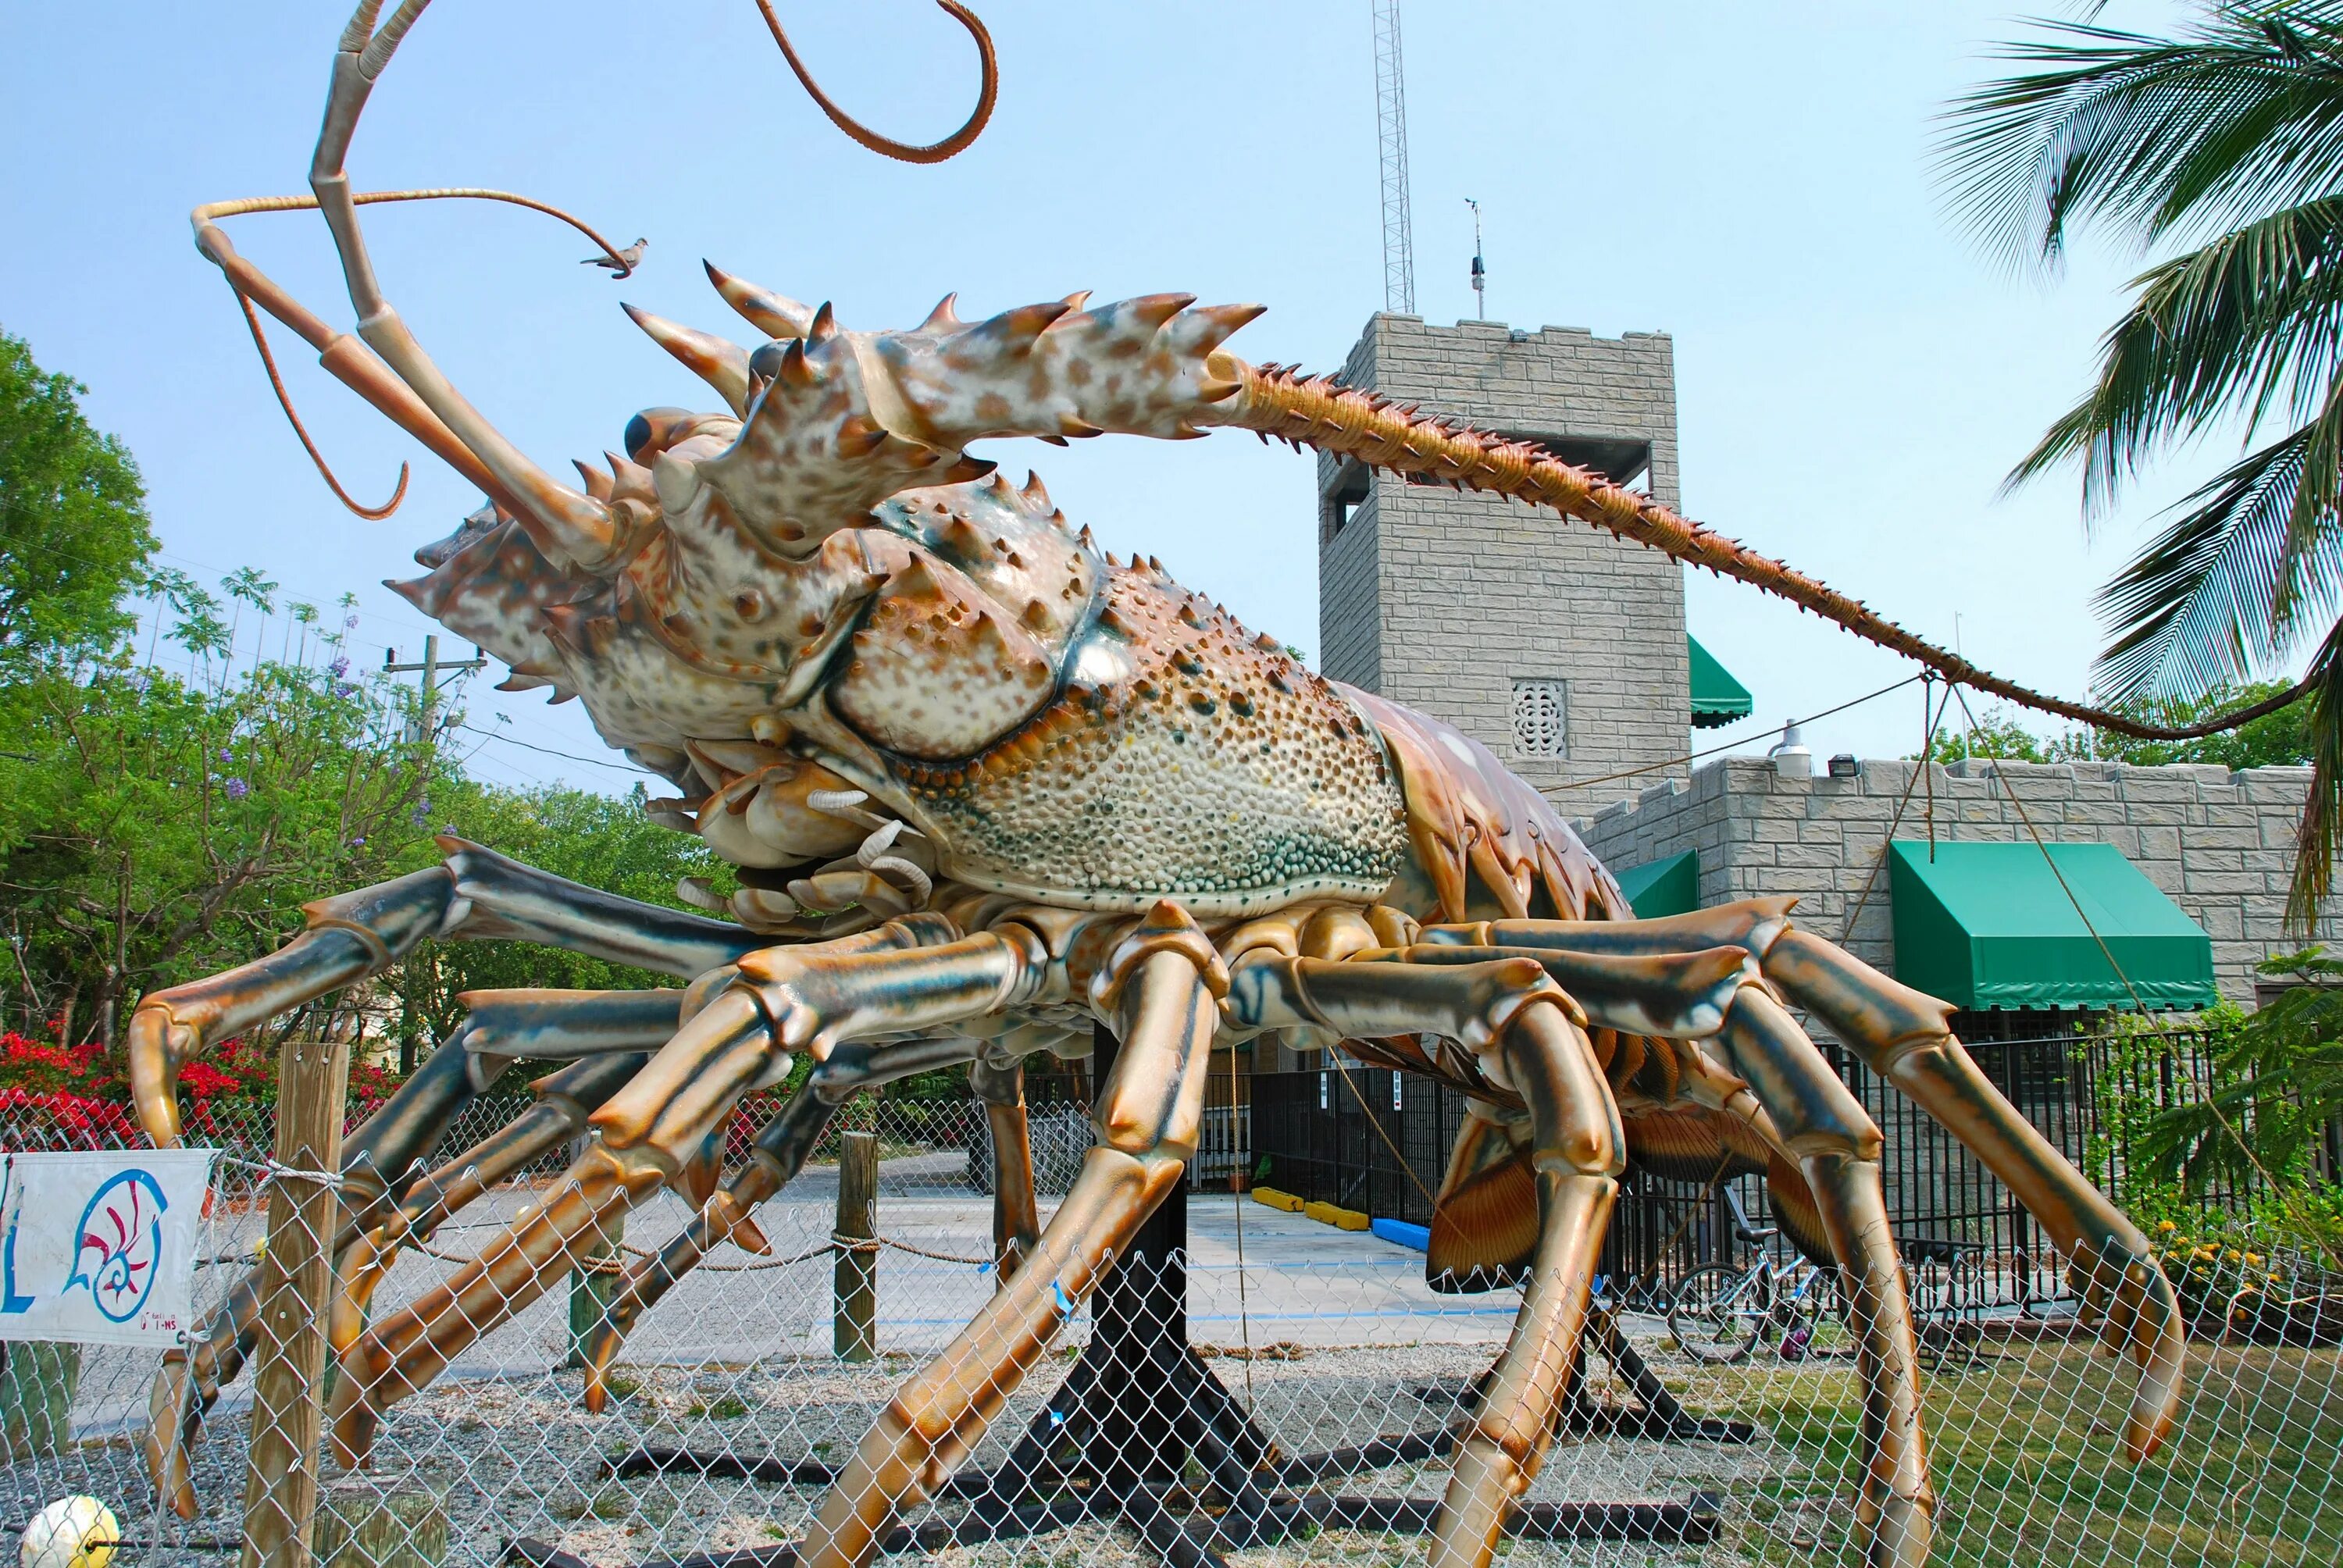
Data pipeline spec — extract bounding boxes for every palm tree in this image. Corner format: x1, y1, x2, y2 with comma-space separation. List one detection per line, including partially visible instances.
1942, 2, 2343, 926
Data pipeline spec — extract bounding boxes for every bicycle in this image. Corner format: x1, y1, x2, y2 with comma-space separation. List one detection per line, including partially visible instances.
1899, 1236, 1988, 1362
1667, 1226, 1850, 1364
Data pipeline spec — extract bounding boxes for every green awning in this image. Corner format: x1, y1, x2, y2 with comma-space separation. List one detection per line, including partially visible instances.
1689, 636, 1753, 729
1888, 840, 2216, 1012
1614, 850, 1699, 918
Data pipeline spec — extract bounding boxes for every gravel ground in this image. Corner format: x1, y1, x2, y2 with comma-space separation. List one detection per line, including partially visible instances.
3, 1158, 1834, 1568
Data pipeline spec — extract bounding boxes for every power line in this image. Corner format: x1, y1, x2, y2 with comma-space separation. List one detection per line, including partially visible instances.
1560, 673, 1924, 793
457, 723, 654, 775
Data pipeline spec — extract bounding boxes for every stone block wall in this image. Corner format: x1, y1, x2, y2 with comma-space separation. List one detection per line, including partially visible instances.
1575, 755, 2343, 1006
1317, 313, 1689, 819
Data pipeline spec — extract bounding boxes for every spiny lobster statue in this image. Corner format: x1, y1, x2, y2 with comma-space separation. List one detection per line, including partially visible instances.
129, 5, 2188, 1566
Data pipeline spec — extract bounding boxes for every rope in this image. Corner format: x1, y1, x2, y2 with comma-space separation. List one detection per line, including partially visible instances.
1332, 1054, 1441, 1210
409, 1228, 994, 1275
1836, 679, 1956, 945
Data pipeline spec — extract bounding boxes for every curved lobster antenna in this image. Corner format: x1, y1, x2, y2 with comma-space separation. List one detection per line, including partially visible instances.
232, 290, 409, 519
302, 0, 619, 572
752, 0, 997, 165
704, 261, 815, 340
622, 303, 753, 416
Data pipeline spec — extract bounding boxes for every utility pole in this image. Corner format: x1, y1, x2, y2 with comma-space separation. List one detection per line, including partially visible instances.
1466, 198, 1487, 320
382, 635, 483, 1074
1371, 0, 1416, 315
382, 633, 487, 744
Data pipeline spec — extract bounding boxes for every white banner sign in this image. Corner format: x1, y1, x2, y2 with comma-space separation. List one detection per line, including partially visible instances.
0, 1149, 218, 1347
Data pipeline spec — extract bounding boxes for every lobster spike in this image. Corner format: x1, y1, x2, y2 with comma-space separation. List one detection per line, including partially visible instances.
572, 459, 614, 502
778, 338, 816, 389
1061, 290, 1093, 311
1128, 292, 1197, 332
1020, 471, 1051, 510
808, 301, 839, 343
965, 301, 1072, 358
621, 304, 752, 416
921, 292, 962, 331
702, 261, 814, 340
604, 451, 657, 504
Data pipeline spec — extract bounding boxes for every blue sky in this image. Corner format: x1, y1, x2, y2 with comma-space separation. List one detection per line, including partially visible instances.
2, 2, 2227, 797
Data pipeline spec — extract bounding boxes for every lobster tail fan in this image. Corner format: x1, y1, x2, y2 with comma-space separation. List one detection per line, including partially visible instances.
1620, 1106, 1770, 1185
1764, 1153, 1835, 1267
1426, 1111, 1540, 1294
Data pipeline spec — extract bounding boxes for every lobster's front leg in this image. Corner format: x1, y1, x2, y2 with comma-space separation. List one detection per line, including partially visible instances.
127, 836, 755, 1146
330, 914, 1039, 1463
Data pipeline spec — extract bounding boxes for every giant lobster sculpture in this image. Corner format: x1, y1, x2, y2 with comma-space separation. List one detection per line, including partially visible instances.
128, 5, 2189, 1566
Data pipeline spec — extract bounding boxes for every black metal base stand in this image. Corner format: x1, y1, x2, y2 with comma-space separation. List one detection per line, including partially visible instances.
552, 1029, 1735, 1568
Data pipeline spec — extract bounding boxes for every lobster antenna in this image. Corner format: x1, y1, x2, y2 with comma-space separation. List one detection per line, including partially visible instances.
753, 0, 997, 164
232, 290, 409, 519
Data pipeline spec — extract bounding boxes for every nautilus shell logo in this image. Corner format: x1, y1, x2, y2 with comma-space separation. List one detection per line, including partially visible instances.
66, 1170, 169, 1324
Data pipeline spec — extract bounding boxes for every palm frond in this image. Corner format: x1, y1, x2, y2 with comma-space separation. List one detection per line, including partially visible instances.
2006, 195, 2343, 511
2286, 615, 2343, 930
2095, 425, 2311, 694
1942, 2, 2343, 269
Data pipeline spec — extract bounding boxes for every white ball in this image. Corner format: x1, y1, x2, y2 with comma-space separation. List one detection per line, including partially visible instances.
20, 1497, 118, 1568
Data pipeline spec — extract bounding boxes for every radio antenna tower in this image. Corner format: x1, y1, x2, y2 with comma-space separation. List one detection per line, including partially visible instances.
1466, 197, 1487, 319
1371, 0, 1415, 315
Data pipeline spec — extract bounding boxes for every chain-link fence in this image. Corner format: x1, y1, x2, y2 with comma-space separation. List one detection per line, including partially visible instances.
4, 1055, 2340, 1568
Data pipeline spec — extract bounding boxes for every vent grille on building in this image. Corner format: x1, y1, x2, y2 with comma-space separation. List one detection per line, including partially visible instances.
1510, 679, 1567, 756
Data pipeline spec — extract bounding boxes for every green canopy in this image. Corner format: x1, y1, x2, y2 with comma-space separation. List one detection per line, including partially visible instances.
1689, 636, 1753, 729
1888, 840, 2216, 1011
1614, 850, 1699, 918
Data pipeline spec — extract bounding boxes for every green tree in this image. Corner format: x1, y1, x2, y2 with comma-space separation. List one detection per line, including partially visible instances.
2136, 947, 2343, 1192
0, 644, 447, 1049
0, 330, 157, 660
1943, 2, 2343, 925
386, 781, 735, 1068
1917, 704, 2054, 764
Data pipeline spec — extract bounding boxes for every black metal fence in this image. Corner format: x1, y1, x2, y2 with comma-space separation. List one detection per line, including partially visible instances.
1249, 1031, 2231, 1307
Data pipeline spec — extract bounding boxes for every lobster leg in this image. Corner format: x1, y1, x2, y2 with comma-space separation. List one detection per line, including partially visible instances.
330, 914, 1038, 1463
797, 904, 1223, 1568
144, 1032, 508, 1516
1714, 985, 1931, 1567
127, 836, 755, 1146
1224, 952, 1621, 1568
1425, 903, 2184, 1462
330, 1050, 657, 1363
968, 1056, 1043, 1283
575, 1032, 986, 1412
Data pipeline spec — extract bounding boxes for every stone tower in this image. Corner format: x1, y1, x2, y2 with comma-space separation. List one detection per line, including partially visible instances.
1317, 313, 1689, 818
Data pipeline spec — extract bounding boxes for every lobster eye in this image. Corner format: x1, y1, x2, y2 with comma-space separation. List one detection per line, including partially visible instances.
623, 406, 701, 465
748, 340, 791, 383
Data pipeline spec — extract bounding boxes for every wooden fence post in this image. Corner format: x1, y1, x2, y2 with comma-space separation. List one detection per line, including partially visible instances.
833, 1131, 879, 1361
242, 1034, 352, 1568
